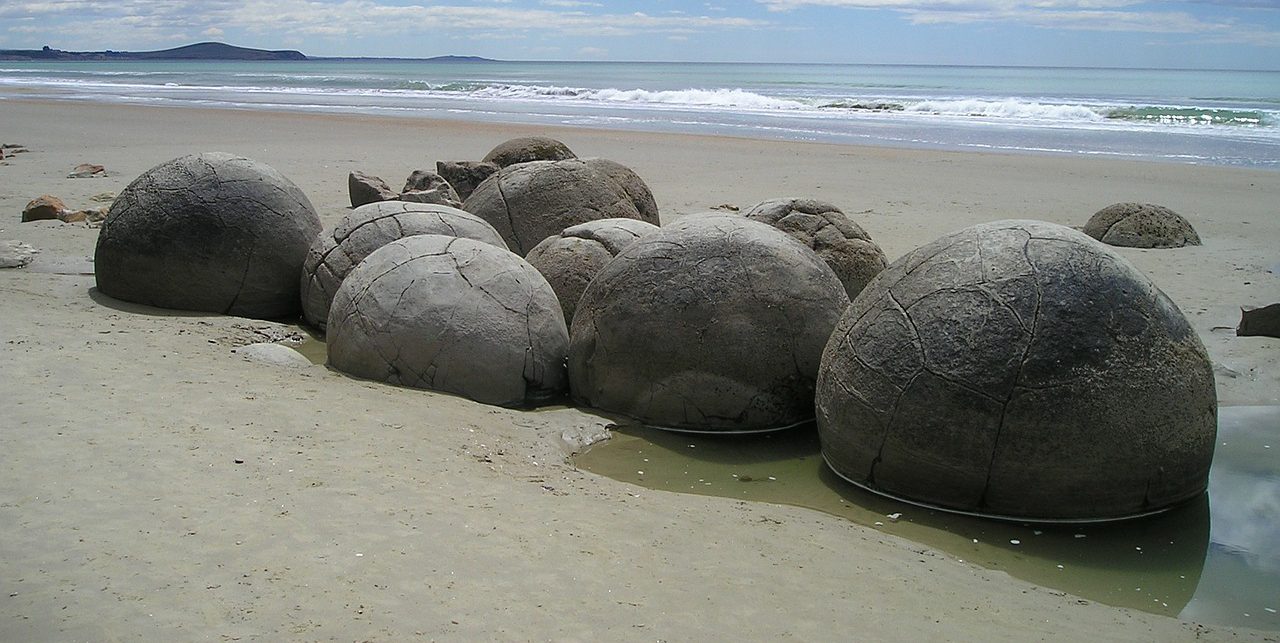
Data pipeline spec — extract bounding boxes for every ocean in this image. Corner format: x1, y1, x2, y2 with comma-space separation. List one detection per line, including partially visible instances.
2, 59, 1279, 168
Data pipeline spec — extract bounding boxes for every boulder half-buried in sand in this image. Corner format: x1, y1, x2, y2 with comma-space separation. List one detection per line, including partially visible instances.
525, 218, 660, 323
1083, 202, 1201, 248
463, 159, 659, 256
569, 214, 849, 433
301, 201, 507, 331
327, 235, 568, 408
94, 152, 321, 319
744, 197, 887, 300
816, 219, 1217, 522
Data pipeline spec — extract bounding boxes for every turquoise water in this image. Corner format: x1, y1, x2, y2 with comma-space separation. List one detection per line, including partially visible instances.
2, 60, 1279, 167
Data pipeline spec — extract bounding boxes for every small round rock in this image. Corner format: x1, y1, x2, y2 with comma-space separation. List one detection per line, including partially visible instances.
525, 218, 661, 323
327, 235, 568, 408
482, 136, 576, 168
94, 152, 320, 319
300, 201, 508, 330
816, 219, 1216, 521
464, 159, 660, 256
1083, 202, 1201, 248
569, 214, 850, 433
744, 197, 888, 299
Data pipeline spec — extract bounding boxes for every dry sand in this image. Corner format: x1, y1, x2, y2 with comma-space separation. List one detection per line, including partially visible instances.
1, 98, 1277, 641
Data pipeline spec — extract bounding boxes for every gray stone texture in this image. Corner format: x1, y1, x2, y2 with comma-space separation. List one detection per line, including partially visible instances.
463, 159, 660, 256
327, 235, 568, 408
744, 197, 888, 300
436, 161, 498, 202
1083, 202, 1202, 248
481, 136, 576, 168
348, 170, 397, 208
581, 158, 660, 223
301, 201, 508, 331
1238, 303, 1280, 338
95, 153, 321, 319
569, 215, 850, 433
816, 219, 1217, 521
525, 218, 660, 323
400, 170, 462, 207
0, 240, 37, 269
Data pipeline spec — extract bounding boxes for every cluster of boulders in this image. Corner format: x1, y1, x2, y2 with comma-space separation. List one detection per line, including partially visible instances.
349, 169, 463, 209
82, 137, 1225, 523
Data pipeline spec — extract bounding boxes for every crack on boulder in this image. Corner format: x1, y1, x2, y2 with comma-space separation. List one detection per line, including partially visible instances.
976, 234, 1043, 509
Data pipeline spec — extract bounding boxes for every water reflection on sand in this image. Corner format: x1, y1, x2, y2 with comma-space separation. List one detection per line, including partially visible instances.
575, 406, 1279, 630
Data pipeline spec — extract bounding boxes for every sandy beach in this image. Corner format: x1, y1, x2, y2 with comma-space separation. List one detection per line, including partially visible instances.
2, 98, 1278, 641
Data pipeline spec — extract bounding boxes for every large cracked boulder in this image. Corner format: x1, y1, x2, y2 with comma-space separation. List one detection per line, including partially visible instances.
525, 218, 660, 323
327, 235, 568, 408
95, 152, 321, 319
300, 201, 508, 330
816, 219, 1217, 521
482, 136, 576, 168
744, 198, 887, 299
1083, 202, 1201, 248
569, 215, 850, 433
463, 159, 660, 256
582, 158, 660, 223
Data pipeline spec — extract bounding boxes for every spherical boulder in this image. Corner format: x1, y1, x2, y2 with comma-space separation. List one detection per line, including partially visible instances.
327, 235, 568, 408
463, 159, 660, 256
569, 215, 850, 433
300, 201, 508, 330
95, 152, 321, 319
525, 218, 660, 323
582, 158, 660, 223
482, 136, 576, 168
1083, 202, 1201, 248
744, 198, 888, 299
816, 219, 1217, 521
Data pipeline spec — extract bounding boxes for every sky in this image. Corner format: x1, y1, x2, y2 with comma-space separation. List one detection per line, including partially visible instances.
2, 1, 1279, 69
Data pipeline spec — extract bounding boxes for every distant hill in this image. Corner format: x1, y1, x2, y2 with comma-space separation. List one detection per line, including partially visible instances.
0, 42, 307, 61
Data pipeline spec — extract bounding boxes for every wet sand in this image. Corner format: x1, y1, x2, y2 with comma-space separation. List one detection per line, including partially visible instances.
1, 97, 1277, 640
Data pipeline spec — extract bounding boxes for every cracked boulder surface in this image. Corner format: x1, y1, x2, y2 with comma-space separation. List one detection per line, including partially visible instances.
568, 214, 850, 433
300, 201, 508, 331
327, 235, 568, 408
1083, 202, 1202, 248
581, 158, 660, 223
94, 152, 321, 319
525, 218, 660, 323
744, 197, 889, 300
463, 159, 660, 256
815, 219, 1217, 522
481, 136, 576, 168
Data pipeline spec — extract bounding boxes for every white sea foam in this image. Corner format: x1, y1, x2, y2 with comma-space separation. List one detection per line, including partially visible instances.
901, 98, 1106, 122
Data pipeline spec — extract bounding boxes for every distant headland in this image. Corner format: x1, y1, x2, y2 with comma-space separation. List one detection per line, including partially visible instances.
0, 42, 307, 61
0, 42, 499, 63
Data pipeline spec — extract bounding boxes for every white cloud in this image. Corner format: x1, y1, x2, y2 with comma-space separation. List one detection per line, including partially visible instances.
756, 0, 1280, 45
578, 45, 608, 56
0, 1, 766, 44
541, 0, 602, 7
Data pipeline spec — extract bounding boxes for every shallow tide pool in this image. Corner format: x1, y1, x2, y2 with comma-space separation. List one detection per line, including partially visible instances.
574, 405, 1280, 630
